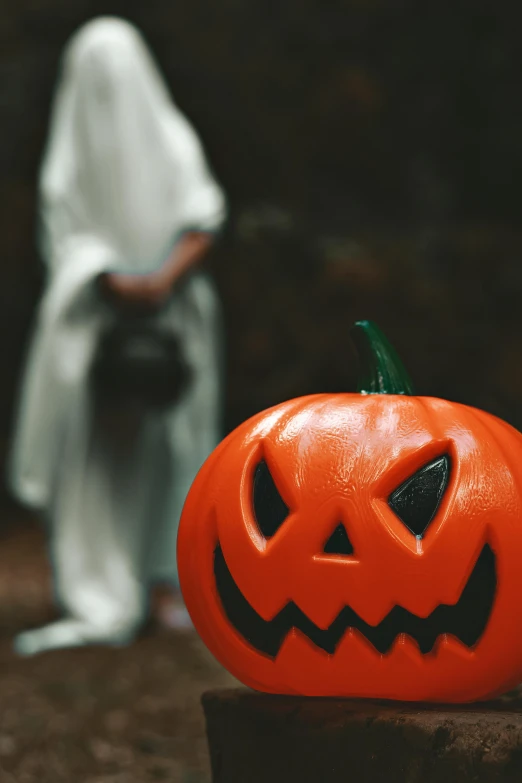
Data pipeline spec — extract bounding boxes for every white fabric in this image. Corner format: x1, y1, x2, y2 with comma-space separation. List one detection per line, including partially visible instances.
9, 17, 226, 655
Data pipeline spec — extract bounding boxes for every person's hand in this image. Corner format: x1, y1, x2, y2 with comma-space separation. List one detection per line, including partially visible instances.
98, 271, 172, 310
97, 230, 214, 310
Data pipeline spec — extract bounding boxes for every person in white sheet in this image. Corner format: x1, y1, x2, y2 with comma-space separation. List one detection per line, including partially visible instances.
8, 16, 227, 655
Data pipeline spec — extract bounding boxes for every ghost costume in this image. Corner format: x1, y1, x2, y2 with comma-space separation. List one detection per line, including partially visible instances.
8, 18, 226, 655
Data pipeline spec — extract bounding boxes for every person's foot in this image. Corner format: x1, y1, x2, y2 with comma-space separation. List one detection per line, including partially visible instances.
13, 619, 136, 656
150, 586, 193, 631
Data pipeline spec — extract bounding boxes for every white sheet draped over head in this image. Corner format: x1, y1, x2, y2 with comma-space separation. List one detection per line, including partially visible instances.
40, 16, 226, 274
9, 17, 227, 509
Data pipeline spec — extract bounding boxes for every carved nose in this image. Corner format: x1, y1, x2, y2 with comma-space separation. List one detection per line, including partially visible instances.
323, 523, 354, 556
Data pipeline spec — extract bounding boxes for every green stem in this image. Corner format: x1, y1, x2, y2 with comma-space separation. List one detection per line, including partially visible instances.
350, 321, 414, 395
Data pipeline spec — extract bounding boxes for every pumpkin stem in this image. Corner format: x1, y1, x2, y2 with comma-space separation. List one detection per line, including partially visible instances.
350, 320, 414, 395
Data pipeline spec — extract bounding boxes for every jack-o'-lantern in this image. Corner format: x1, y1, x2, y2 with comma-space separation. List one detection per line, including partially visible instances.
177, 321, 522, 702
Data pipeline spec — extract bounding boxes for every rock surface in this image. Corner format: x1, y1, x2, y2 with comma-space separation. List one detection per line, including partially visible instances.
203, 686, 522, 783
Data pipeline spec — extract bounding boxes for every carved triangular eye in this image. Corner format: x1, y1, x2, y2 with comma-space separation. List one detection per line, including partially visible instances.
253, 460, 289, 538
388, 455, 450, 538
324, 523, 354, 555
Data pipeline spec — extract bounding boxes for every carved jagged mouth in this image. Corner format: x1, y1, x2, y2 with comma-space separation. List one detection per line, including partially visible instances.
214, 545, 496, 657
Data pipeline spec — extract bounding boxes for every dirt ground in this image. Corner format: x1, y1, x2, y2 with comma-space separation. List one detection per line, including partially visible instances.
0, 504, 237, 783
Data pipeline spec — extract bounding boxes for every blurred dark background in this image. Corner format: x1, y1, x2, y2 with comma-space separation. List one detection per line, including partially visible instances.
2, 3, 522, 779
4, 0, 522, 476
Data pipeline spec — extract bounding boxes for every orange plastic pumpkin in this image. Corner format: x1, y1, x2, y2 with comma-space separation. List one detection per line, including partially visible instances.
177, 321, 522, 702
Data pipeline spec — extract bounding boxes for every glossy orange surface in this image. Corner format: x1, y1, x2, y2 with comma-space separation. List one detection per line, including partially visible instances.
177, 393, 522, 701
